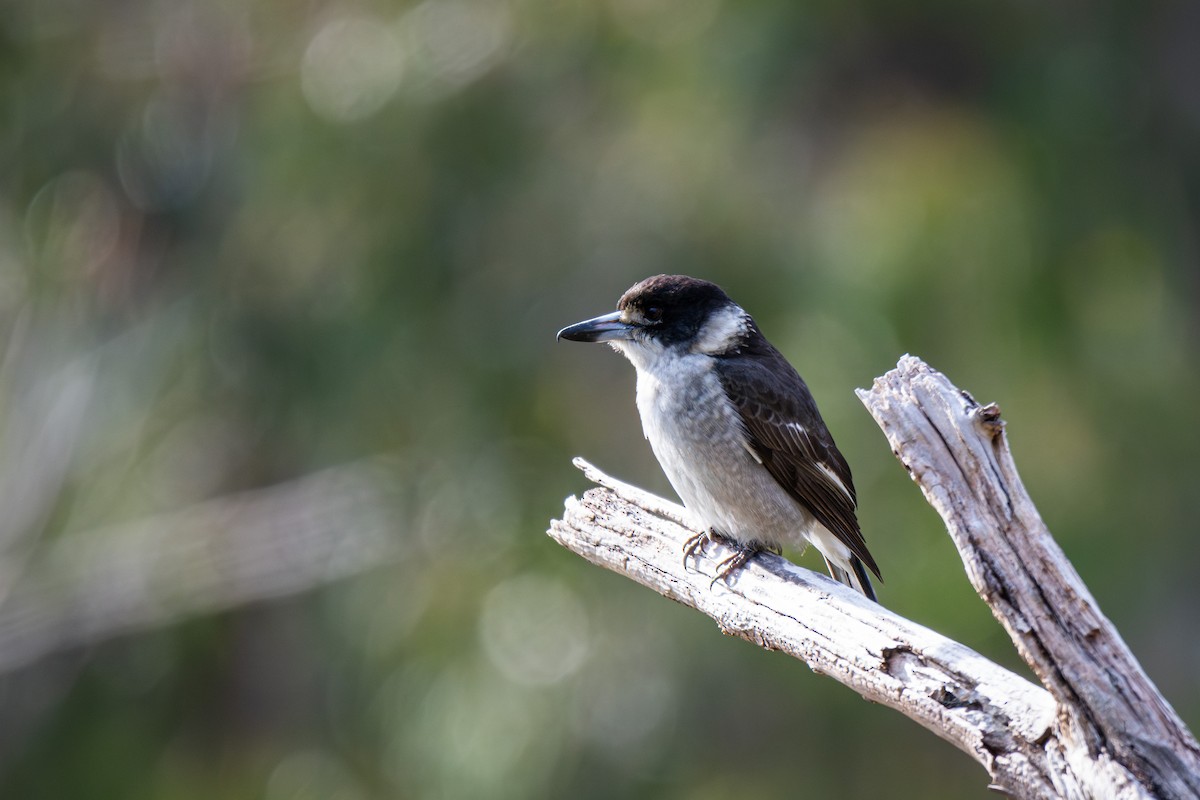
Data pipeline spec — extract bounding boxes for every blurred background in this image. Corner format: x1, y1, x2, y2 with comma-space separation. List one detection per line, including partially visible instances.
2, 0, 1198, 797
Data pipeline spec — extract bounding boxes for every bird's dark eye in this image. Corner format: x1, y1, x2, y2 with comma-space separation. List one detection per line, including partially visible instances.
644, 306, 664, 323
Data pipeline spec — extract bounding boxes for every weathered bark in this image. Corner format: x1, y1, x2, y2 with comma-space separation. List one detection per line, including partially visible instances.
548, 355, 1200, 799
857, 356, 1200, 798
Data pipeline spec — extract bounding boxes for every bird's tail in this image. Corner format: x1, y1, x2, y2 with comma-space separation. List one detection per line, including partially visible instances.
823, 555, 877, 602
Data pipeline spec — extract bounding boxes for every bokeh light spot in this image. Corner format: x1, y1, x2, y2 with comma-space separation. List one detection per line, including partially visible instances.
570, 645, 676, 766
23, 171, 121, 277
302, 16, 405, 123
479, 573, 589, 686
399, 0, 512, 97
116, 91, 222, 211
266, 749, 365, 800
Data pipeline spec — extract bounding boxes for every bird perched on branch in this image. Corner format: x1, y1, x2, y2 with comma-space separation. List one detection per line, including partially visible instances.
557, 275, 881, 599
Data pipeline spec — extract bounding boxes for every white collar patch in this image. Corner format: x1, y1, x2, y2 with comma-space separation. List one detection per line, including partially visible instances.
692, 304, 750, 355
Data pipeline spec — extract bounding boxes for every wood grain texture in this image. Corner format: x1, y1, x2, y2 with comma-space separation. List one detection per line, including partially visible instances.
548, 356, 1200, 798
857, 356, 1200, 799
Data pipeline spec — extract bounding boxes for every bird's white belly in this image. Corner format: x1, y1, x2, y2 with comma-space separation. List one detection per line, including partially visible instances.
635, 358, 815, 552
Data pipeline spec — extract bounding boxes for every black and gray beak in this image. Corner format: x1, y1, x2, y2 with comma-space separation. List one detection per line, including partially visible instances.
556, 311, 638, 343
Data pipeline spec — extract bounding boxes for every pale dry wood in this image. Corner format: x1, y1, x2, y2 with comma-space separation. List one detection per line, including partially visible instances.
549, 356, 1200, 799
857, 356, 1200, 799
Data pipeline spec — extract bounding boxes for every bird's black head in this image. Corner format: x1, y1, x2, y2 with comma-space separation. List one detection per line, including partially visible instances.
617, 275, 734, 346
557, 275, 743, 352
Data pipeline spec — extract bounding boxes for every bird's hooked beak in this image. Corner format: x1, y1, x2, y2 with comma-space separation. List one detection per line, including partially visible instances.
556, 311, 638, 343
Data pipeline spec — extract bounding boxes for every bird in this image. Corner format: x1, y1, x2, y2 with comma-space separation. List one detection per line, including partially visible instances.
557, 274, 881, 599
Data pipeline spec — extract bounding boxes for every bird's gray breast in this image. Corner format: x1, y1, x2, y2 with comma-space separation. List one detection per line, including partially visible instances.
634, 354, 811, 548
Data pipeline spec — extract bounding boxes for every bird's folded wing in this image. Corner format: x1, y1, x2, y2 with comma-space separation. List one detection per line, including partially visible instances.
716, 354, 882, 580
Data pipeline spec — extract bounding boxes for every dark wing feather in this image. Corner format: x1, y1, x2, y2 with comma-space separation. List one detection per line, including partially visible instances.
715, 346, 882, 581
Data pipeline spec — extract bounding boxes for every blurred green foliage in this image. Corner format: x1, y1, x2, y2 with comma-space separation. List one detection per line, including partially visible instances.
1, 0, 1198, 797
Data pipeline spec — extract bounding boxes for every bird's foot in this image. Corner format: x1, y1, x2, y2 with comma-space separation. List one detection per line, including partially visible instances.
709, 541, 766, 588
682, 530, 716, 567
685, 532, 779, 586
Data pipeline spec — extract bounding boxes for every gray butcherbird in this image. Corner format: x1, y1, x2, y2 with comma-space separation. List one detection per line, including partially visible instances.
557, 274, 881, 599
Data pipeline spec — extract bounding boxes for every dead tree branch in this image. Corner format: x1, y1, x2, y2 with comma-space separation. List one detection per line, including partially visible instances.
548, 356, 1200, 799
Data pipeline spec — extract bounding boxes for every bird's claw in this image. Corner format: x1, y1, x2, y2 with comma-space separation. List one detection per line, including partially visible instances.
686, 532, 758, 587
709, 544, 762, 588
684, 531, 771, 587
682, 530, 714, 566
